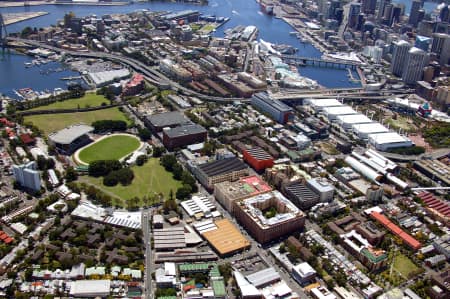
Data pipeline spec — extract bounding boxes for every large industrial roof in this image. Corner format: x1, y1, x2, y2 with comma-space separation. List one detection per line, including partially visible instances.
368, 132, 411, 144
147, 111, 191, 128
352, 123, 388, 134
48, 124, 94, 145
201, 219, 250, 256
198, 157, 248, 178
252, 92, 293, 113
69, 280, 110, 296
246, 267, 280, 288
307, 98, 343, 108
336, 114, 372, 125
164, 124, 207, 138
323, 106, 357, 116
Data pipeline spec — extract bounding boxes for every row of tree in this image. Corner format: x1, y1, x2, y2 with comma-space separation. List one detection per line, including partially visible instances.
91, 120, 127, 133
160, 154, 198, 200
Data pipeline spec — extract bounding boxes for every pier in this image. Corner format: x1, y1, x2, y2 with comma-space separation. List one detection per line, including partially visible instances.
2, 12, 50, 26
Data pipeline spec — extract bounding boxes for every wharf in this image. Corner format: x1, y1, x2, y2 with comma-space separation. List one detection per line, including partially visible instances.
3, 12, 50, 26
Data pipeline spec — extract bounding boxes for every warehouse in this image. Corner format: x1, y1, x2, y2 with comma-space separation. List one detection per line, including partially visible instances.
153, 227, 186, 251
193, 157, 249, 191
198, 219, 251, 256
323, 106, 357, 121
69, 280, 111, 297
145, 111, 191, 132
305, 98, 343, 112
180, 195, 216, 218
352, 123, 389, 140
162, 124, 207, 150
414, 160, 450, 186
242, 147, 275, 172
48, 124, 94, 155
368, 132, 413, 151
251, 92, 293, 124
336, 114, 373, 130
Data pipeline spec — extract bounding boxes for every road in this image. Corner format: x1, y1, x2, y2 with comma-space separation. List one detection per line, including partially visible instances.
142, 209, 153, 299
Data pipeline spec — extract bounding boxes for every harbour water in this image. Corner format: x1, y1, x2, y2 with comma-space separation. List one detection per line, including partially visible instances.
0, 0, 439, 97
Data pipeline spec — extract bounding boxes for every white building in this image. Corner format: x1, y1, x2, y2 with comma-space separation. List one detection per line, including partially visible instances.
12, 161, 41, 191
323, 106, 357, 121
402, 47, 430, 85
368, 132, 413, 151
180, 195, 216, 218
336, 114, 373, 130
352, 123, 389, 140
306, 98, 343, 112
292, 262, 316, 285
69, 280, 110, 297
307, 178, 335, 202
390, 40, 411, 77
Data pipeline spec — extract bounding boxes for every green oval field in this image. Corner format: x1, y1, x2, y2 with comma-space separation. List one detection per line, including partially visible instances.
77, 134, 141, 164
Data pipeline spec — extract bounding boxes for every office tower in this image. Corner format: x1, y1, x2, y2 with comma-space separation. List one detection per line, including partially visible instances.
348, 2, 361, 28
440, 37, 450, 65
12, 161, 41, 191
390, 40, 411, 76
409, 0, 423, 27
431, 33, 450, 56
402, 47, 430, 84
415, 35, 431, 51
440, 5, 449, 23
362, 0, 377, 15
378, 0, 391, 23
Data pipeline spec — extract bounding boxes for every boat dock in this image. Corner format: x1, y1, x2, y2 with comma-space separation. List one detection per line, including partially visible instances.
3, 12, 49, 26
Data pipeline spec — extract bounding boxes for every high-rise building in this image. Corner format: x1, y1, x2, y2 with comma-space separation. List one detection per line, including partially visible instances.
440, 37, 450, 66
431, 33, 450, 54
409, 0, 423, 27
415, 35, 431, 51
377, 0, 391, 23
402, 47, 430, 84
12, 161, 41, 191
348, 2, 361, 28
390, 40, 411, 76
361, 0, 377, 15
439, 4, 449, 23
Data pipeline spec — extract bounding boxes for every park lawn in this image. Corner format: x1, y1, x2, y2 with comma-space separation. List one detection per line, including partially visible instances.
24, 107, 130, 135
78, 135, 141, 164
81, 158, 183, 204
392, 254, 420, 278
29, 93, 109, 111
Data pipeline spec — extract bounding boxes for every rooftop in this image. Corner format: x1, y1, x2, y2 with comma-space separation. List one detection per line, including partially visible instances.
252, 92, 293, 113
164, 124, 207, 138
201, 219, 250, 256
147, 111, 191, 128
48, 124, 94, 145
368, 132, 411, 144
198, 157, 248, 178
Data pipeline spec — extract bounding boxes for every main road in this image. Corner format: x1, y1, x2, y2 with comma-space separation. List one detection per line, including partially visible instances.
142, 209, 153, 299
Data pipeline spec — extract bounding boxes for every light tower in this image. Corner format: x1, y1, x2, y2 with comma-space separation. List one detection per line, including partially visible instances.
0, 13, 7, 50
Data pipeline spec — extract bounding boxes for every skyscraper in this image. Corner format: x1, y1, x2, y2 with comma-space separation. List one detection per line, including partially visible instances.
361, 0, 377, 15
348, 2, 361, 29
440, 37, 450, 66
402, 47, 430, 84
439, 4, 449, 23
431, 33, 450, 57
390, 40, 411, 77
377, 0, 391, 23
409, 0, 423, 27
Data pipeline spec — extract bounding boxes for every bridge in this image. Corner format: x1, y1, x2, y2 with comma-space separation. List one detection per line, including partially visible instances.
6, 37, 248, 103
280, 54, 361, 70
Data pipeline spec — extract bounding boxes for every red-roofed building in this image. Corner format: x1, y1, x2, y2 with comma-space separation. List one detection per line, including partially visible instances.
20, 133, 36, 145
123, 73, 145, 96
242, 147, 274, 172
370, 211, 421, 251
4, 237, 13, 244
0, 118, 15, 127
418, 192, 450, 223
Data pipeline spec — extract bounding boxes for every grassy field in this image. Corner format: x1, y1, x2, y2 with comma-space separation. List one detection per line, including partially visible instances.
78, 135, 141, 164
392, 254, 420, 278
24, 107, 130, 135
29, 93, 109, 111
80, 158, 183, 204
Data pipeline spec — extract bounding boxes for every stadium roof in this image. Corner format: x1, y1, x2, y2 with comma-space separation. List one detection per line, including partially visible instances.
147, 111, 191, 128
198, 157, 248, 178
48, 124, 94, 145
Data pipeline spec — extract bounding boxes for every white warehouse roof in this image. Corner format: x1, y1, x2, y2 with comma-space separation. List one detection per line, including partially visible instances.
306, 98, 343, 111
336, 114, 372, 128
70, 280, 110, 297
323, 106, 357, 119
352, 123, 389, 139
368, 132, 413, 151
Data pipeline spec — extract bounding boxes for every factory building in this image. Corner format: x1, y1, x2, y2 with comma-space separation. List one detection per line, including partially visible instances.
193, 157, 250, 191
352, 123, 389, 140
251, 92, 294, 124
242, 147, 275, 172
336, 114, 373, 130
145, 111, 191, 133
323, 106, 358, 121
162, 124, 207, 151
233, 191, 305, 243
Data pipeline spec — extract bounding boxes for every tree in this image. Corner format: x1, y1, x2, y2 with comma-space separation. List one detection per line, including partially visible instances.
176, 185, 192, 200
160, 154, 177, 171
136, 155, 147, 166
172, 163, 183, 180
65, 166, 78, 182
152, 146, 165, 158
138, 128, 152, 141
